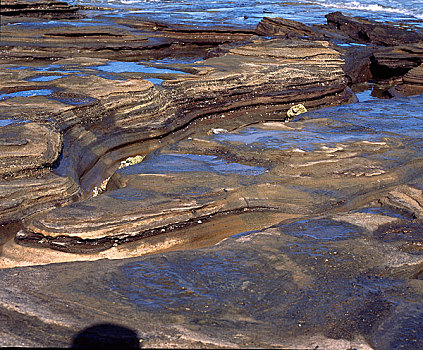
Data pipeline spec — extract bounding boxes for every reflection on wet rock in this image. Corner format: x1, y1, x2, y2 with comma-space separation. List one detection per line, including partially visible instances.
1, 212, 422, 348
1, 5, 423, 348
12, 95, 423, 256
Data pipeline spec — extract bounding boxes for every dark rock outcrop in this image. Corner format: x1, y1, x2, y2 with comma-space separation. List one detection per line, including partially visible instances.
321, 12, 423, 80
371, 45, 423, 78
256, 17, 322, 38
339, 45, 373, 84
255, 14, 423, 84
0, 0, 79, 19
396, 63, 423, 95
325, 11, 423, 46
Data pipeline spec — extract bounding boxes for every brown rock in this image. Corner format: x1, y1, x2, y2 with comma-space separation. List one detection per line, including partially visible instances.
256, 17, 321, 38
0, 122, 61, 178
403, 63, 423, 85
0, 172, 79, 224
15, 108, 404, 252
338, 45, 373, 84
49, 39, 352, 192
326, 11, 423, 46
0, 15, 257, 61
395, 63, 423, 95
0, 121, 79, 223
0, 0, 79, 19
372, 45, 423, 78
2, 37, 357, 251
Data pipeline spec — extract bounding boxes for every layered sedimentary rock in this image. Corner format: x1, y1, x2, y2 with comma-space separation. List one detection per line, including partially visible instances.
255, 14, 423, 84
322, 12, 423, 79
325, 11, 423, 46
1, 1, 423, 258
2, 213, 423, 348
403, 64, 423, 85
14, 94, 423, 255
371, 45, 423, 78
396, 63, 423, 95
3, 6, 423, 255
256, 17, 323, 39
255, 16, 375, 84
0, 121, 79, 223
0, 0, 79, 19
0, 25, 352, 231
1, 105, 423, 345
4, 97, 423, 349
0, 11, 257, 61
0, 122, 60, 178
1, 3, 423, 348
6, 38, 353, 248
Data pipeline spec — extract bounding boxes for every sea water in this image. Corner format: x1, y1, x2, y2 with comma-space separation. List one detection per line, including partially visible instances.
70, 0, 423, 28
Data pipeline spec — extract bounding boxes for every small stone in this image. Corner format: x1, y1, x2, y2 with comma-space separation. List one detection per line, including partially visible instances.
287, 104, 307, 119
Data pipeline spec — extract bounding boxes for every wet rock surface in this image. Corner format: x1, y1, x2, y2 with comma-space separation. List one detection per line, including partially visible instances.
325, 11, 423, 46
1, 208, 423, 348
1, 0, 79, 19
1, 2, 423, 348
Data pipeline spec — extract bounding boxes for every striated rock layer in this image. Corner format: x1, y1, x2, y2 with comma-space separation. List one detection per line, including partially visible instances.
0, 0, 79, 19
14, 94, 423, 256
2, 4, 423, 254
0, 4, 423, 349
325, 11, 423, 46
0, 37, 355, 248
0, 34, 353, 227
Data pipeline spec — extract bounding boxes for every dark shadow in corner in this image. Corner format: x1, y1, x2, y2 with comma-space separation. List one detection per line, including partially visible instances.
71, 323, 141, 349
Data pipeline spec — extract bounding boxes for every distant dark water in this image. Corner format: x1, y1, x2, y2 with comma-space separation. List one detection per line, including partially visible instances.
70, 0, 423, 28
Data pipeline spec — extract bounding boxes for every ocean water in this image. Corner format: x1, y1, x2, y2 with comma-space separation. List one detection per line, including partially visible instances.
71, 0, 423, 28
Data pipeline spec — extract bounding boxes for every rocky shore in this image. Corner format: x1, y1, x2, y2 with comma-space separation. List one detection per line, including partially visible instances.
0, 1, 422, 348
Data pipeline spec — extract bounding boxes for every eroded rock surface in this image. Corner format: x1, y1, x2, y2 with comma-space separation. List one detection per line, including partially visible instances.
1, 206, 422, 348
0, 37, 355, 251
0, 119, 79, 223
325, 11, 423, 46
0, 121, 61, 177
1, 3, 423, 348
12, 94, 423, 256
0, 0, 79, 19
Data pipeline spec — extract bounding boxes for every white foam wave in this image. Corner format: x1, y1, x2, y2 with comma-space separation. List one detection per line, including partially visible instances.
310, 0, 423, 20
